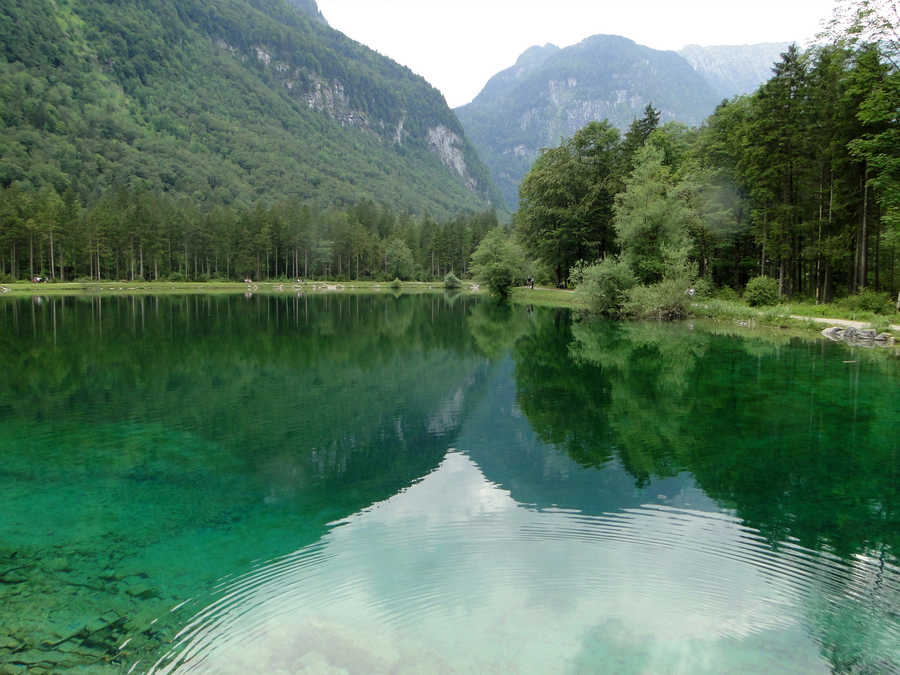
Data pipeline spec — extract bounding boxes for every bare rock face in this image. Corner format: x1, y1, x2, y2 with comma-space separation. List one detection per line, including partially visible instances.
426, 126, 473, 188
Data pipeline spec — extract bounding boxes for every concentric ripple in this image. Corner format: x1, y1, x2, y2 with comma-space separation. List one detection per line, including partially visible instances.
146, 452, 900, 674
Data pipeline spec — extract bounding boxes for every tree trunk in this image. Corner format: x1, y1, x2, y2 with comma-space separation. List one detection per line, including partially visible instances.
859, 165, 869, 291
778, 258, 785, 298
49, 229, 55, 280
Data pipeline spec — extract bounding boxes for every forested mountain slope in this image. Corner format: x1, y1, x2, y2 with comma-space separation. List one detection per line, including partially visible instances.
0, 0, 500, 216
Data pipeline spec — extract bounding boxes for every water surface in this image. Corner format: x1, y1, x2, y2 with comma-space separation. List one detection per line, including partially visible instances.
0, 294, 897, 673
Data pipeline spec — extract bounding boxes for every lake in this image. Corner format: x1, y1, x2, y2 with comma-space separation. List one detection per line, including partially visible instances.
0, 293, 897, 673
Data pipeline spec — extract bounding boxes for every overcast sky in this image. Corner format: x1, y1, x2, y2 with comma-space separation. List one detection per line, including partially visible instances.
315, 0, 838, 107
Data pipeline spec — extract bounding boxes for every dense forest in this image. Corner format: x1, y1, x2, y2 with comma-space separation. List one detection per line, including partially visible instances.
0, 187, 499, 282
513, 4, 898, 311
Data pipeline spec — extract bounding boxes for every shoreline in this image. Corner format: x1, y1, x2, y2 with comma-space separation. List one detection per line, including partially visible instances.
3, 280, 898, 338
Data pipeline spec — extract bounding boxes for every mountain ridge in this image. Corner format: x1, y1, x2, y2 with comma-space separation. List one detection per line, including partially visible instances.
456, 36, 791, 209
455, 34, 721, 209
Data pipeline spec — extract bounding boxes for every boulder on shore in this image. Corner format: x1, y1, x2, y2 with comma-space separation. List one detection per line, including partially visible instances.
821, 326, 895, 346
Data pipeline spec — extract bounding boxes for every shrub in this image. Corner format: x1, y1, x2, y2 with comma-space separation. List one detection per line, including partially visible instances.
469, 228, 527, 299
574, 258, 636, 317
714, 285, 740, 302
744, 276, 779, 306
443, 271, 462, 289
390, 278, 402, 290
166, 272, 186, 282
838, 289, 894, 314
691, 278, 714, 299
624, 276, 692, 320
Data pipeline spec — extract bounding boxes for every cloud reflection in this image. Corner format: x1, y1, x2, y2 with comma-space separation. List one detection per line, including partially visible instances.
151, 451, 837, 673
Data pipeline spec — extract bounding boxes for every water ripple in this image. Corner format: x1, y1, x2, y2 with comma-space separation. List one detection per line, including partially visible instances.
147, 453, 899, 674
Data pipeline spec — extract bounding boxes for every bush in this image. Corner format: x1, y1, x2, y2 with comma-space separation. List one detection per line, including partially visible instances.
469, 228, 527, 299
838, 289, 894, 314
744, 276, 779, 306
714, 285, 740, 302
691, 278, 714, 299
390, 278, 402, 289
443, 271, 462, 289
624, 276, 692, 320
574, 258, 636, 317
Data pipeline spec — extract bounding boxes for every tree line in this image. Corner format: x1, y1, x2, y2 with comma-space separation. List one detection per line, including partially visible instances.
0, 186, 498, 282
514, 8, 898, 311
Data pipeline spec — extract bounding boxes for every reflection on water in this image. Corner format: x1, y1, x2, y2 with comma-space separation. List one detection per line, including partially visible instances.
151, 451, 891, 674
0, 295, 897, 673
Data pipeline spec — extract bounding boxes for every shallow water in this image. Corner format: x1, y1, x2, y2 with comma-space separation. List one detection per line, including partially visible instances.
0, 294, 897, 673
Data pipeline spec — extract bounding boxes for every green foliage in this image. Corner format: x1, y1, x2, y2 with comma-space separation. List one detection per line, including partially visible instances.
390, 278, 402, 289
744, 276, 780, 306
624, 276, 693, 320
574, 258, 636, 317
384, 238, 415, 280
614, 144, 694, 285
516, 121, 621, 285
714, 285, 741, 302
836, 289, 895, 314
469, 228, 527, 298
443, 271, 462, 289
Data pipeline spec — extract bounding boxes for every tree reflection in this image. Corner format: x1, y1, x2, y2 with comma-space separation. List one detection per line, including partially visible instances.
512, 314, 898, 561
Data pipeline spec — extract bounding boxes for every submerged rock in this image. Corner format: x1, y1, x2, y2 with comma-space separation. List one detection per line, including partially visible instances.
822, 326, 895, 346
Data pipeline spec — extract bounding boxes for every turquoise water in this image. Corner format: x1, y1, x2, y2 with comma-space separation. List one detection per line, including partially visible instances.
0, 294, 897, 673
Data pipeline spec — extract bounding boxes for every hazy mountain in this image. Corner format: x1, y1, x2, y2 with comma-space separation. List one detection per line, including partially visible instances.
455, 35, 722, 209
679, 42, 792, 98
0, 0, 501, 216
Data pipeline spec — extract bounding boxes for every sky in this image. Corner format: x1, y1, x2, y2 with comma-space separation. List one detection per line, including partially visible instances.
315, 0, 838, 108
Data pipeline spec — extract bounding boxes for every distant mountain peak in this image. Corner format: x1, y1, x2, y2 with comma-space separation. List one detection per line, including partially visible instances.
457, 35, 793, 209
457, 34, 719, 209
515, 43, 560, 67
678, 42, 792, 97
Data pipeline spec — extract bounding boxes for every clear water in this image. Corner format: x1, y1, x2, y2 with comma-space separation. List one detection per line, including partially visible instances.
0, 294, 897, 674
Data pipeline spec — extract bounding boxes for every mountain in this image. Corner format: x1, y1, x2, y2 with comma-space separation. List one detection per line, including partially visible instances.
455, 36, 792, 210
455, 35, 722, 209
0, 0, 500, 216
679, 43, 792, 98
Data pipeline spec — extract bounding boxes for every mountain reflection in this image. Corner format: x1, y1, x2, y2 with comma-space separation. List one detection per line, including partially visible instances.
151, 451, 890, 674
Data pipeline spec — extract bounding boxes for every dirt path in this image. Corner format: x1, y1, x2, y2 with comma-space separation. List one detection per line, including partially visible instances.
789, 315, 900, 332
